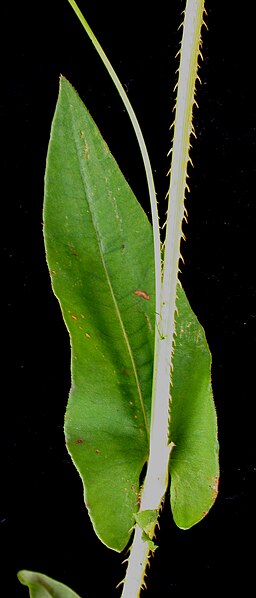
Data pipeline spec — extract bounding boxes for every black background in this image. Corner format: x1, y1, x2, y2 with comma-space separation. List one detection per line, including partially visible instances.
2, 1, 255, 596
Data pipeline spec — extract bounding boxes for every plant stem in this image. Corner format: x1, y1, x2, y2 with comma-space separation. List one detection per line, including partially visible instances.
121, 0, 205, 594
120, 525, 151, 598
66, 0, 162, 324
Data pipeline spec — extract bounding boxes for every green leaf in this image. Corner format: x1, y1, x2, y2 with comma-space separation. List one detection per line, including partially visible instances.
44, 77, 155, 551
133, 509, 158, 534
134, 509, 159, 551
17, 570, 81, 598
141, 533, 158, 552
169, 284, 219, 528
44, 77, 218, 551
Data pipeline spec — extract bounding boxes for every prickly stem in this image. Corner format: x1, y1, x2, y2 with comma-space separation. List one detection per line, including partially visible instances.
121, 1, 206, 595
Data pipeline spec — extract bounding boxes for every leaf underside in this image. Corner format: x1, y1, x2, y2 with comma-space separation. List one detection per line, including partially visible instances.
44, 77, 219, 552
17, 570, 81, 598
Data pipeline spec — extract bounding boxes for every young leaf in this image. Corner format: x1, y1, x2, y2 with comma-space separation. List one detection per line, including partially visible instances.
17, 570, 81, 598
169, 285, 219, 528
44, 77, 155, 551
133, 509, 158, 536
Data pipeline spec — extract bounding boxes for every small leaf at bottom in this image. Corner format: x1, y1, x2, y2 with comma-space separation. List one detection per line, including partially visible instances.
17, 570, 81, 598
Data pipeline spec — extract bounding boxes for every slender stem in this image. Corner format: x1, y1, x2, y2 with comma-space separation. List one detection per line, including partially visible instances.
162, 0, 205, 347
120, 526, 150, 598
66, 0, 161, 325
121, 0, 205, 594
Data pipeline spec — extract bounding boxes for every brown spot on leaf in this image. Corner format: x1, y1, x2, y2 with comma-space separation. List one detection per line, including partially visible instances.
68, 243, 78, 257
121, 367, 131, 377
134, 290, 150, 300
83, 143, 90, 160
131, 484, 141, 506
75, 438, 84, 445
95, 449, 100, 454
212, 474, 219, 500
136, 491, 141, 507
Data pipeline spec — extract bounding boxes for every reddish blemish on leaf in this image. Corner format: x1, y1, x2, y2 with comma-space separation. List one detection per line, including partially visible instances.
131, 485, 141, 507
69, 243, 79, 257
212, 474, 219, 500
134, 290, 150, 300
136, 491, 141, 507
121, 367, 131, 377
83, 143, 90, 160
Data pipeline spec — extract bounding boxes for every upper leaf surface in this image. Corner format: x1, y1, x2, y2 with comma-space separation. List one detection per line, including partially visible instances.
169, 285, 219, 528
17, 570, 81, 598
44, 77, 155, 551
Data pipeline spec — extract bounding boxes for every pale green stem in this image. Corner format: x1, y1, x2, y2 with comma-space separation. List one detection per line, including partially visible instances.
66, 0, 161, 328
121, 0, 205, 595
120, 525, 150, 598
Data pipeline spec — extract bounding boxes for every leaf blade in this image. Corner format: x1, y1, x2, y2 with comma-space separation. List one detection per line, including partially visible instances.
44, 77, 155, 551
169, 285, 219, 528
44, 76, 219, 550
17, 570, 81, 598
